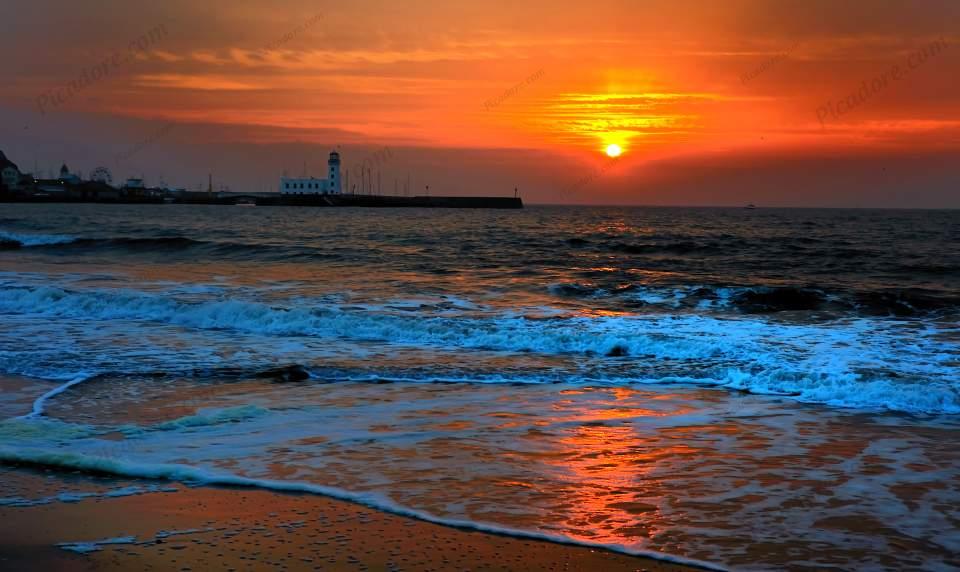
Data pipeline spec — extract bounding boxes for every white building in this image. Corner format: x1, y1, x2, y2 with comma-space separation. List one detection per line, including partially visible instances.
280, 151, 341, 195
281, 177, 328, 194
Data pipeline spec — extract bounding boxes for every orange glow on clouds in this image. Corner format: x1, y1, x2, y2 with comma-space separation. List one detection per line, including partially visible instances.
2, 0, 958, 205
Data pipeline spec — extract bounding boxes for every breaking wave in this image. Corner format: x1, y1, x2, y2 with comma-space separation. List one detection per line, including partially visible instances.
0, 283, 957, 414
548, 282, 960, 317
0, 231, 343, 261
0, 230, 76, 248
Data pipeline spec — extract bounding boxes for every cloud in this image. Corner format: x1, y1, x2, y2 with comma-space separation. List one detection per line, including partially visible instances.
2, 0, 957, 206
134, 74, 263, 91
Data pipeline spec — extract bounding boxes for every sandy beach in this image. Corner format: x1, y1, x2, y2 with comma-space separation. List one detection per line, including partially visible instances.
0, 468, 700, 572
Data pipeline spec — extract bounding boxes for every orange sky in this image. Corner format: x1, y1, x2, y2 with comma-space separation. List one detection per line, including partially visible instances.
1, 0, 958, 206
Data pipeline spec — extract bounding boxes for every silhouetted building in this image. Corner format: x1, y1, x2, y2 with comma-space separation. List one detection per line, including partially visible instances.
59, 163, 80, 185
0, 150, 20, 191
124, 177, 145, 189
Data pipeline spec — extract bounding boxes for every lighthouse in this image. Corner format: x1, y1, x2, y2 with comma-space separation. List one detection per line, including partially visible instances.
327, 151, 341, 194
277, 150, 344, 195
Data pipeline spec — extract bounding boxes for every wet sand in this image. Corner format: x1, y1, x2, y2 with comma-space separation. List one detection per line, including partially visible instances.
0, 375, 45, 419
0, 469, 701, 572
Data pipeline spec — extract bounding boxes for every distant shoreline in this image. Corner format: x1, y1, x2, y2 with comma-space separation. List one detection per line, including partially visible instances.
0, 193, 523, 209
3, 197, 957, 210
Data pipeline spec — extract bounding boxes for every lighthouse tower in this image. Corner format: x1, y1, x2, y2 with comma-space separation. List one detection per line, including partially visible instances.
327, 151, 341, 194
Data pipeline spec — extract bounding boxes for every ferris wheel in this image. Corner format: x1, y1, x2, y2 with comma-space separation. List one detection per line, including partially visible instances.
90, 166, 113, 184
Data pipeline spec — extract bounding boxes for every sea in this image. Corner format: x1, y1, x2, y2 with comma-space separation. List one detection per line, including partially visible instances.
1, 204, 958, 570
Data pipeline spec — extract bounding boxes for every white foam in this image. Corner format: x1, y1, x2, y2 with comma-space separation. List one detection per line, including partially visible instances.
0, 484, 165, 507
0, 447, 726, 571
0, 417, 98, 441
154, 405, 269, 431
18, 374, 94, 420
103, 486, 149, 498
57, 536, 137, 554
154, 527, 214, 539
0, 283, 957, 414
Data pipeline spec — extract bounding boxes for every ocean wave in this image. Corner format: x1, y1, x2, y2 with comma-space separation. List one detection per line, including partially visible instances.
0, 284, 787, 359
0, 447, 726, 570
548, 282, 959, 316
0, 230, 77, 248
72, 236, 206, 250
25, 235, 229, 253
0, 229, 215, 251
1, 232, 344, 261
611, 240, 726, 255
0, 283, 957, 413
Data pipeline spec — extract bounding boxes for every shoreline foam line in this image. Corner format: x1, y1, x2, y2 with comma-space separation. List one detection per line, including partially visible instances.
0, 448, 725, 571
18, 374, 94, 420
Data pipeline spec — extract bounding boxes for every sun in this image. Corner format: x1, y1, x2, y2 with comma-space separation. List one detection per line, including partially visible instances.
605, 144, 622, 158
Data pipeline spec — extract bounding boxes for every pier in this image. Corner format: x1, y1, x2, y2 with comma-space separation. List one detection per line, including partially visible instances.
0, 192, 523, 209
256, 193, 523, 209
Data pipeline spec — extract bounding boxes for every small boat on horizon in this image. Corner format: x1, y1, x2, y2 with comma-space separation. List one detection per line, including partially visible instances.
745, 204, 758, 210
